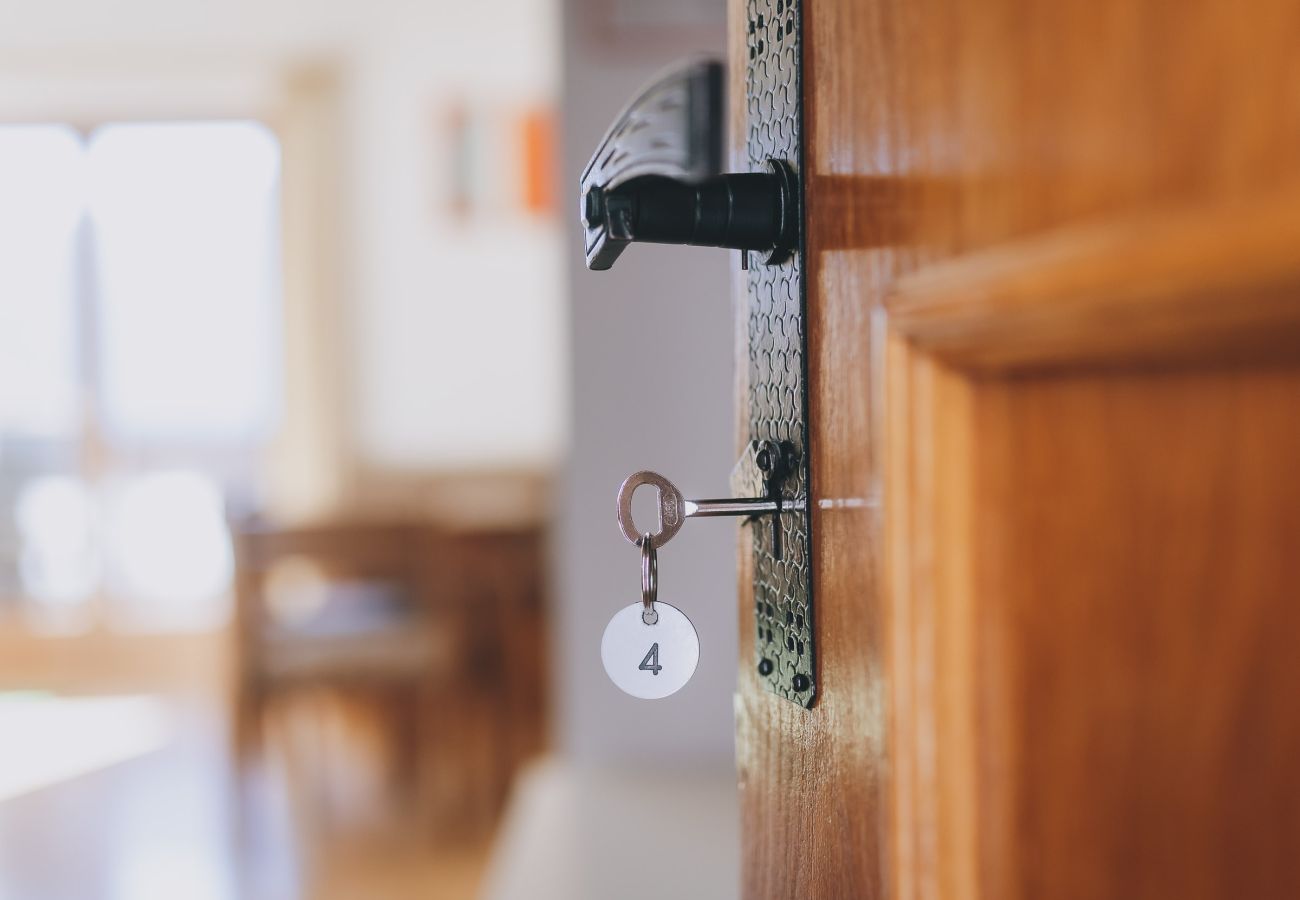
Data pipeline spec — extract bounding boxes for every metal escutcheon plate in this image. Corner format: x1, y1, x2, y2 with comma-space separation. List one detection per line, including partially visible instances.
601, 602, 699, 699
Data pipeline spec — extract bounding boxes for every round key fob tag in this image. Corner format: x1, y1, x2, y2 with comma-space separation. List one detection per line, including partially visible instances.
601, 602, 699, 699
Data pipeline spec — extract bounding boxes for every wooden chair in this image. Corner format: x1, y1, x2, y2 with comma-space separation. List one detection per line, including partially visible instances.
229, 517, 546, 837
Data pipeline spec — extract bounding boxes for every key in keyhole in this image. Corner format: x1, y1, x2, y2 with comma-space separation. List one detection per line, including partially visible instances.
616, 470, 793, 553
685, 495, 784, 558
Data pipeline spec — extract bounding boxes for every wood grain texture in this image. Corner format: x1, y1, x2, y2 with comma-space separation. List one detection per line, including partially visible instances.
978, 369, 1300, 900
734, 0, 1300, 897
885, 336, 984, 900
888, 187, 1300, 371
887, 351, 1300, 900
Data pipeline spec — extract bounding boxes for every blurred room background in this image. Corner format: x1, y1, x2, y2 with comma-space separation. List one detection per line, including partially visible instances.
0, 0, 738, 898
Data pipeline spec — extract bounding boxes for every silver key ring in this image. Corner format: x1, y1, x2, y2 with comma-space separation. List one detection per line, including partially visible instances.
639, 533, 659, 624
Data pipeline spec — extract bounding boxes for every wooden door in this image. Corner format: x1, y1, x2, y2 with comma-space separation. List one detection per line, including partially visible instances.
733, 1, 1300, 898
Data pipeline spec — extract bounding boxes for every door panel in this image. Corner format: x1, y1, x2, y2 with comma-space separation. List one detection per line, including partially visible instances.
733, 0, 1300, 897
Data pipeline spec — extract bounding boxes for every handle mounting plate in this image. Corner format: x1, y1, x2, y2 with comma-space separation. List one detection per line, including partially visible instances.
743, 0, 814, 707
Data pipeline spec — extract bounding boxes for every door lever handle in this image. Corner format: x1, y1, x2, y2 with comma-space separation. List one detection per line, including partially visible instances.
580, 59, 799, 271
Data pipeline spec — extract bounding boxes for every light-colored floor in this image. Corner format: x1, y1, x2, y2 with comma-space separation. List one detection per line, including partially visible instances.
0, 630, 744, 900
481, 758, 740, 900
0, 630, 490, 900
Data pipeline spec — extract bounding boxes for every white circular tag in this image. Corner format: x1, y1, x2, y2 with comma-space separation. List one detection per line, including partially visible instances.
601, 602, 699, 699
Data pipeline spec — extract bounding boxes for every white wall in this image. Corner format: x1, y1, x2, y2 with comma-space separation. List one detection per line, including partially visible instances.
554, 0, 738, 769
343, 4, 565, 471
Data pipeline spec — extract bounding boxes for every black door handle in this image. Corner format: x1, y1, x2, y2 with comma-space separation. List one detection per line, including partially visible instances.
579, 59, 799, 271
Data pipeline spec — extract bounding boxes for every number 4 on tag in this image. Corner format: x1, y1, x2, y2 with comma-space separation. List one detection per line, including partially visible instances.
639, 642, 662, 676
602, 602, 697, 699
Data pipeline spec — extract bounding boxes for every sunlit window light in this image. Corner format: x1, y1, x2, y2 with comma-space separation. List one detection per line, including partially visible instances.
87, 121, 282, 446
14, 476, 99, 610
0, 126, 84, 439
0, 121, 280, 631
102, 470, 234, 631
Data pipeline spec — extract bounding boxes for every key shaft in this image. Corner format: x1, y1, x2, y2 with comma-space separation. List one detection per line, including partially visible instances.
684, 497, 782, 518
685, 495, 802, 561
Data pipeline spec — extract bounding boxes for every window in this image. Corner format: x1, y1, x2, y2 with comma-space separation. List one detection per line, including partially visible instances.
0, 126, 83, 442
0, 121, 282, 632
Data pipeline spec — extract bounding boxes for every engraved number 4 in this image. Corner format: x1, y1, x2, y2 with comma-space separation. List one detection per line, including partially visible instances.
639, 643, 662, 676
